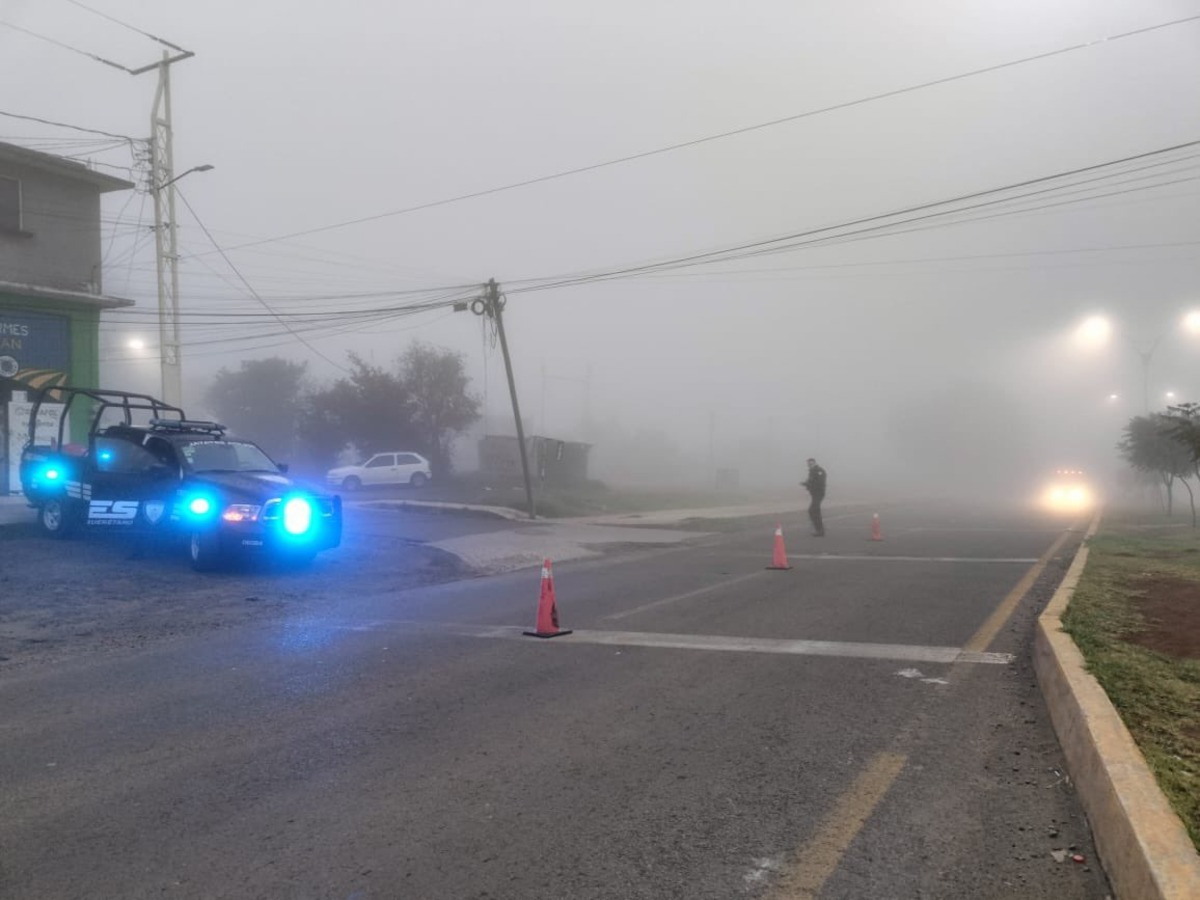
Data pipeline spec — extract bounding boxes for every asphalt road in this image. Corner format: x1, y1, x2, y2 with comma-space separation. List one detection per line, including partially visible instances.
0, 503, 1112, 899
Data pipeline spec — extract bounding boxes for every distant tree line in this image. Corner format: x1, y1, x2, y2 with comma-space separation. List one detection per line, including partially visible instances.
202, 342, 480, 476
1119, 403, 1200, 526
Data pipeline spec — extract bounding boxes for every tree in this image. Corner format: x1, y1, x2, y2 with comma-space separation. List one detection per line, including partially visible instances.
298, 354, 416, 468
296, 344, 479, 475
1118, 413, 1194, 521
397, 342, 480, 475
1162, 402, 1200, 526
203, 357, 308, 460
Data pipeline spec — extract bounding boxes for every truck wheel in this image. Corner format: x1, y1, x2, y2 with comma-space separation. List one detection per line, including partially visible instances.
188, 530, 222, 571
39, 498, 78, 538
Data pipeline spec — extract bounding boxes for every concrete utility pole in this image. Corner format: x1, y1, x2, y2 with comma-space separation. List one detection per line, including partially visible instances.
148, 51, 182, 407
1134, 340, 1160, 414
470, 280, 536, 519
138, 48, 194, 408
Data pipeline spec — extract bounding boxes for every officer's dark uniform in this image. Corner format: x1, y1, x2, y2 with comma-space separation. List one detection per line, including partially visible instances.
802, 460, 827, 536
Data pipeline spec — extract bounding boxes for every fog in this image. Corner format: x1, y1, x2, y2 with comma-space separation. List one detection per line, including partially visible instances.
4, 0, 1198, 504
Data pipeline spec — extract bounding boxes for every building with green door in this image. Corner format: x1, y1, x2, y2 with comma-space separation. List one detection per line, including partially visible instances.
0, 141, 135, 493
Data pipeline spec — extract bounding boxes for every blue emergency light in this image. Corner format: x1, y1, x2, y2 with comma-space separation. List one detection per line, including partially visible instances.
282, 497, 313, 536
185, 494, 214, 517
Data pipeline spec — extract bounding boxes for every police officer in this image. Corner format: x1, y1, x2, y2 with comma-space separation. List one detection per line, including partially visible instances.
801, 457, 827, 536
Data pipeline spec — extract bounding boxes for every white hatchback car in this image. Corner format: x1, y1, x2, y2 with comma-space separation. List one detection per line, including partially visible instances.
326, 452, 432, 491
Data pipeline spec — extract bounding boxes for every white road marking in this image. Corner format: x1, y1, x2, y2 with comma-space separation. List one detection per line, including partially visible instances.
896, 668, 951, 685
775, 554, 1038, 564
901, 526, 1064, 534
603, 570, 765, 621
378, 621, 1014, 665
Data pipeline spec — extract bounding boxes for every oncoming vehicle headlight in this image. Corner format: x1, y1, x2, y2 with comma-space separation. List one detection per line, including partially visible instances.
1040, 482, 1095, 513
40, 465, 62, 484
282, 497, 313, 535
222, 504, 261, 523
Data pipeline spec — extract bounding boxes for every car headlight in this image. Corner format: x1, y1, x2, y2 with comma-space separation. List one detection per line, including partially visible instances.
222, 504, 262, 523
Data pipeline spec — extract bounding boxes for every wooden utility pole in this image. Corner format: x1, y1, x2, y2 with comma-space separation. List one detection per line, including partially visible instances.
471, 280, 536, 519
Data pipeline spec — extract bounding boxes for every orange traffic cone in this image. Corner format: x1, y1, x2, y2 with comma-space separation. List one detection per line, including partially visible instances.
767, 523, 793, 570
870, 513, 883, 542
524, 559, 573, 638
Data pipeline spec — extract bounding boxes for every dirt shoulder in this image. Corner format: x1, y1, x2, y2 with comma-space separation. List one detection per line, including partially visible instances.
1062, 511, 1200, 849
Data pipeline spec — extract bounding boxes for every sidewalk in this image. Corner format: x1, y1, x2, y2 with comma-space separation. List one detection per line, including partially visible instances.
574, 499, 809, 528
381, 499, 815, 574
352, 497, 812, 527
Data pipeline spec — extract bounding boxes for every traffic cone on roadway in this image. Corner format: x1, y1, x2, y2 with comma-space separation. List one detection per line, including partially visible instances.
870, 513, 883, 542
767, 523, 793, 570
524, 559, 573, 638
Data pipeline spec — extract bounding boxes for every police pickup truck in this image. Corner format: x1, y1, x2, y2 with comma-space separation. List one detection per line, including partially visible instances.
19, 387, 341, 570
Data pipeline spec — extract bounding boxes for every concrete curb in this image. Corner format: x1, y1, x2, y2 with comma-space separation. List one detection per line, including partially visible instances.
353, 500, 529, 521
1034, 515, 1200, 899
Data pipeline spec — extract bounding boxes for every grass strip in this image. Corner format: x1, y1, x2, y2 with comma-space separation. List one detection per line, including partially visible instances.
1062, 516, 1200, 849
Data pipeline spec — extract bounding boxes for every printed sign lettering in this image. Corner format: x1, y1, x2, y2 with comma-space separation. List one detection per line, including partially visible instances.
87, 500, 139, 524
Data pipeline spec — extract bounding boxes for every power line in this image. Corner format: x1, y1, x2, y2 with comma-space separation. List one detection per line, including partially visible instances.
100, 293, 471, 362
764, 174, 1200, 265
192, 13, 1200, 259
0, 18, 133, 72
62, 0, 186, 52
0, 109, 138, 142
174, 186, 354, 373
505, 140, 1200, 294
702, 156, 1200, 269
634, 240, 1200, 281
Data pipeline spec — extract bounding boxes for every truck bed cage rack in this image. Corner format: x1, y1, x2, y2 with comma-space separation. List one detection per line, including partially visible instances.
25, 387, 185, 449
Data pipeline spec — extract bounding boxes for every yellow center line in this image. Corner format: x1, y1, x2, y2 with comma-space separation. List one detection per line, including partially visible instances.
771, 751, 908, 899
962, 524, 1076, 654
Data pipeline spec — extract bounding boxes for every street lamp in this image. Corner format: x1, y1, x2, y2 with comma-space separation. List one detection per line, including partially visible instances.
158, 164, 213, 192
1073, 310, 1200, 413
151, 162, 213, 408
1074, 315, 1112, 348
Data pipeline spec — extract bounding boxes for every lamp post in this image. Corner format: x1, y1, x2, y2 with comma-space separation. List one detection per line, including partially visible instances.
1074, 311, 1200, 413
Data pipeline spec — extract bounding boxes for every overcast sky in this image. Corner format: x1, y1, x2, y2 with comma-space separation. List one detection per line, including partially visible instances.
3, 0, 1199, 490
